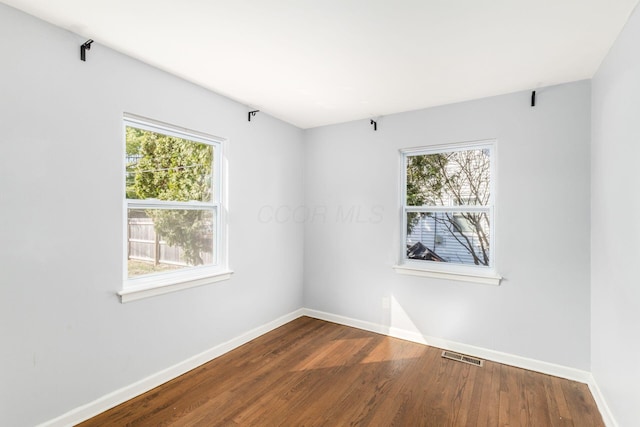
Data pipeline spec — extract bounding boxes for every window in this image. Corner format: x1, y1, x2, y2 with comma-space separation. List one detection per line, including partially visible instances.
119, 114, 231, 302
395, 140, 501, 285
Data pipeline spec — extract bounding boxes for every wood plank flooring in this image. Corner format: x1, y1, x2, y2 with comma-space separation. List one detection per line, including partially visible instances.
78, 317, 604, 426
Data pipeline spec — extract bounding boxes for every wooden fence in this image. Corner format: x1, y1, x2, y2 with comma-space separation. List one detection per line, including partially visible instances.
127, 217, 213, 266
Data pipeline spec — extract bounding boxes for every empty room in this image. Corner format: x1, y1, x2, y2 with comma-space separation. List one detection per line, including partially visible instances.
1, 0, 639, 426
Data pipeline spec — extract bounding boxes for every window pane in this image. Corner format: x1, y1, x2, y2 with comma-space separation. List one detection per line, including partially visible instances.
125, 126, 214, 202
406, 211, 490, 266
127, 208, 215, 278
406, 148, 490, 207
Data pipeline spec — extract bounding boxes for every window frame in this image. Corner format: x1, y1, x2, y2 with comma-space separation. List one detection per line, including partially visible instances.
394, 140, 501, 285
119, 114, 231, 302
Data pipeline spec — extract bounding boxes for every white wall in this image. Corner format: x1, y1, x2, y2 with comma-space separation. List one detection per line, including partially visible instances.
0, 4, 304, 426
303, 81, 592, 371
591, 3, 640, 425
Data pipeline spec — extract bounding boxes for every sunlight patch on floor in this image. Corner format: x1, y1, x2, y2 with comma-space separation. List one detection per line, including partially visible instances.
360, 339, 425, 364
291, 338, 372, 371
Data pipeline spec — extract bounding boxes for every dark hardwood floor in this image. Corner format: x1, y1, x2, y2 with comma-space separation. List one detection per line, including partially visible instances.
78, 316, 604, 426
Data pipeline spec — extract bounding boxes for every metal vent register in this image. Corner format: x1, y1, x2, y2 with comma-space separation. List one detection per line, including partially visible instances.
441, 350, 484, 367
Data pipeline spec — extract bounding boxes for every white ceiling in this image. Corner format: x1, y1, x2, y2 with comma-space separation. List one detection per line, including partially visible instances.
2, 0, 638, 129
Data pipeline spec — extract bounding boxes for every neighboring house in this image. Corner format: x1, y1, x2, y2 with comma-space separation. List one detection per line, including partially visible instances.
407, 213, 487, 265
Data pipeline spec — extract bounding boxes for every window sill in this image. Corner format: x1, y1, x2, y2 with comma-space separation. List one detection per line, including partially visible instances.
393, 264, 502, 286
118, 269, 234, 303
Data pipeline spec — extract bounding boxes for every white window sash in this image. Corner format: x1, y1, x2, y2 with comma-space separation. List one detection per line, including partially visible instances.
127, 200, 219, 210
405, 206, 490, 213
122, 114, 229, 299
398, 140, 498, 280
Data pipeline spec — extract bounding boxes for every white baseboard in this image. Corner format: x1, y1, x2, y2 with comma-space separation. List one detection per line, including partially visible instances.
40, 307, 618, 427
302, 308, 621, 426
587, 375, 618, 427
301, 308, 592, 383
38, 308, 305, 427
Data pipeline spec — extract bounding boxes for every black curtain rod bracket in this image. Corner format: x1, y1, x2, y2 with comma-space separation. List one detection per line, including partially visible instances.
248, 110, 259, 122
531, 90, 536, 107
80, 39, 94, 62
370, 119, 377, 131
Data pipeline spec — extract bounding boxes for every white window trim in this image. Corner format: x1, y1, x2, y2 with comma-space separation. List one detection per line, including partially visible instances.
392, 262, 501, 286
118, 269, 233, 303
119, 113, 231, 302
394, 139, 502, 285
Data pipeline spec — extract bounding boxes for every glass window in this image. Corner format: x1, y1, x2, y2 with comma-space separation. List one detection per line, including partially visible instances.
123, 115, 226, 287
402, 142, 494, 269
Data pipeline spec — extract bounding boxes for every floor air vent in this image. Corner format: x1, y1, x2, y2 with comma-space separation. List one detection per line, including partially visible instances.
441, 350, 484, 367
